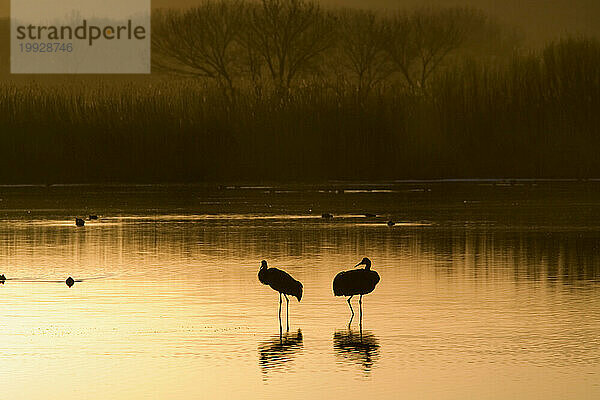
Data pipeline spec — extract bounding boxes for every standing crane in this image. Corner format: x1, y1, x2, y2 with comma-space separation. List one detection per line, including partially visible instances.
333, 257, 380, 326
258, 260, 303, 331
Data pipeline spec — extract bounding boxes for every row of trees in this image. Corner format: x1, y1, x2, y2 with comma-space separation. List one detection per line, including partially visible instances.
152, 0, 519, 97
1, 37, 598, 182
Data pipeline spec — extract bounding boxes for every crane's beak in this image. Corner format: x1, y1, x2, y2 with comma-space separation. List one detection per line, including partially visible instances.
354, 261, 363, 268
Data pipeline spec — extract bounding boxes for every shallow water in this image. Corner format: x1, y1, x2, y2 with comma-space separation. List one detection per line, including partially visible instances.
0, 182, 599, 399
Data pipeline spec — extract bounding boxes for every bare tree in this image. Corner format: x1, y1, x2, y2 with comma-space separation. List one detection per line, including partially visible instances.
336, 9, 392, 98
413, 8, 481, 89
152, 1, 247, 97
383, 11, 418, 90
385, 8, 484, 93
244, 0, 335, 94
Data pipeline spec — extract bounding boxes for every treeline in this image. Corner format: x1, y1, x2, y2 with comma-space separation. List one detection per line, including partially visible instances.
0, 36, 598, 182
152, 0, 519, 97
0, 2, 598, 182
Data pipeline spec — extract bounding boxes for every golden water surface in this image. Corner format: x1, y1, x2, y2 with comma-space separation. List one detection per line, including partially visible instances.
0, 183, 598, 399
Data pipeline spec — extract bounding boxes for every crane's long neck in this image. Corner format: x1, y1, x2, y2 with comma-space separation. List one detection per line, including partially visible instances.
258, 265, 268, 285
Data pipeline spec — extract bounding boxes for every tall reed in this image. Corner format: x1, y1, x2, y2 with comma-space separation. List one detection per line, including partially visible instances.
0, 38, 598, 182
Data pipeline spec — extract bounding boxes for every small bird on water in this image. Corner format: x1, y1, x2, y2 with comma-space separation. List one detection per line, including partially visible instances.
258, 260, 303, 331
66, 277, 75, 287
75, 218, 85, 227
333, 257, 380, 326
0, 274, 5, 284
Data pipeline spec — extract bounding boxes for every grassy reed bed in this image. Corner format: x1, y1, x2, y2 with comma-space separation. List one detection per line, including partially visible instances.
0, 38, 598, 183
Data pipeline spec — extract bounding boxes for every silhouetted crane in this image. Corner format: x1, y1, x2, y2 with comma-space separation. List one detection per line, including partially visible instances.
333, 257, 380, 326
258, 260, 303, 331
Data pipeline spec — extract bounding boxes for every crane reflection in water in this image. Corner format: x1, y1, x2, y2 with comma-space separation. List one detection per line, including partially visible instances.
333, 327, 380, 374
258, 329, 304, 379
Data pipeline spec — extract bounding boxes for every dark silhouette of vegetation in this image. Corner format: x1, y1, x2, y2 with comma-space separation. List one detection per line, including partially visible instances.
383, 8, 492, 92
0, 1, 598, 183
151, 2, 512, 96
334, 9, 391, 98
245, 0, 335, 94
152, 1, 246, 97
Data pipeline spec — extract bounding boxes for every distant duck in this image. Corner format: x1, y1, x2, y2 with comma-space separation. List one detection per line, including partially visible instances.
258, 260, 303, 331
333, 258, 380, 325
0, 274, 5, 284
387, 221, 395, 227
75, 218, 85, 227
364, 213, 377, 218
322, 213, 334, 219
89, 215, 98, 220
65, 277, 75, 287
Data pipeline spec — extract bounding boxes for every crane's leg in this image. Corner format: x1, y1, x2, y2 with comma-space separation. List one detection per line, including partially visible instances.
284, 294, 290, 331
347, 295, 354, 327
359, 295, 363, 329
278, 292, 282, 333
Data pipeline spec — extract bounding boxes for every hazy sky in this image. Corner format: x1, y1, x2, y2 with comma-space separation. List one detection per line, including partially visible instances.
2, 0, 599, 41
175, 0, 598, 42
